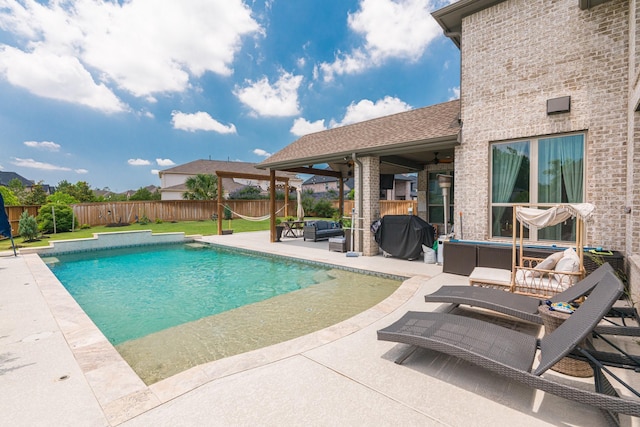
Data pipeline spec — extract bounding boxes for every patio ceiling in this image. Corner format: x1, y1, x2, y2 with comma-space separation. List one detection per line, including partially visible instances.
258, 100, 461, 177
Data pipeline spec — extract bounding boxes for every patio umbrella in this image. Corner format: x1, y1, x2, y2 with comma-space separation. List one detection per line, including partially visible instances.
0, 193, 17, 256
296, 187, 304, 221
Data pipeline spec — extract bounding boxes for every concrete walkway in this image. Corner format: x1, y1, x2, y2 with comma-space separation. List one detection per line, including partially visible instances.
1, 231, 637, 426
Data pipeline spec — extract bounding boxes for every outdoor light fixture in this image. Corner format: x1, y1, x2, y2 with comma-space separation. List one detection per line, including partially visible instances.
437, 174, 452, 235
547, 96, 571, 114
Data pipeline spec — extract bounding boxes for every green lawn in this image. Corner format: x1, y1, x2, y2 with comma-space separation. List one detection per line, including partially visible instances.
2, 218, 289, 250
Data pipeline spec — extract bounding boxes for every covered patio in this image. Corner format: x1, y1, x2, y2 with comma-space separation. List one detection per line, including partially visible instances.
258, 100, 461, 255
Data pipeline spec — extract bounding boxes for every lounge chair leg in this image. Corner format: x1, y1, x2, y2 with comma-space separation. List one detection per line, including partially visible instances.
394, 345, 419, 365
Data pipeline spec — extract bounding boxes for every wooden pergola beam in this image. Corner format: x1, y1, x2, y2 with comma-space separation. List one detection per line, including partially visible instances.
282, 167, 342, 178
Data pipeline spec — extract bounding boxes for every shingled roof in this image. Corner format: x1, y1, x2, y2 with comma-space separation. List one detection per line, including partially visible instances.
259, 100, 460, 171
159, 159, 296, 179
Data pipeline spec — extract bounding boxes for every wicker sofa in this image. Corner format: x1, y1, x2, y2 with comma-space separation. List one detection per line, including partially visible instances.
303, 220, 344, 242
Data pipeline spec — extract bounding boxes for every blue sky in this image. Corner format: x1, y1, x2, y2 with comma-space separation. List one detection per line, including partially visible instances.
0, 0, 459, 193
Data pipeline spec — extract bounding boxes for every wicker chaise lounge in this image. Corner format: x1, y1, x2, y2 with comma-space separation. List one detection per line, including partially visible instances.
425, 263, 640, 337
378, 271, 640, 426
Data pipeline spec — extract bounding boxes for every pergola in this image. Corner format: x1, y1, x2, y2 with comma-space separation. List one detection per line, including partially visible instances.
215, 170, 294, 238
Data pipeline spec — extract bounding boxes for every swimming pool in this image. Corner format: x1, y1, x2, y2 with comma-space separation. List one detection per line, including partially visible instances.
43, 243, 402, 384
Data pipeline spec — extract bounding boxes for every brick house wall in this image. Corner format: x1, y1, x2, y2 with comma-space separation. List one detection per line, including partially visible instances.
457, 0, 629, 252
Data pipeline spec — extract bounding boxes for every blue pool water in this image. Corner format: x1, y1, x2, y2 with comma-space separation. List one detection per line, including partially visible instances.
44, 244, 339, 345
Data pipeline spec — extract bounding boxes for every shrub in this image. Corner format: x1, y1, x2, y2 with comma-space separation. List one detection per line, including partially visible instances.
313, 199, 336, 218
80, 224, 91, 229
18, 211, 39, 241
138, 215, 150, 225
223, 205, 232, 220
37, 203, 77, 233
154, 218, 163, 224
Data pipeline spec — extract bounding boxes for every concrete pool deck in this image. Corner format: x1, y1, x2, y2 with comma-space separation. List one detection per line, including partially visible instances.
1, 230, 638, 426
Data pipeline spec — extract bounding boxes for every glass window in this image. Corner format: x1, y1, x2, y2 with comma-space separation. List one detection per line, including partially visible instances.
428, 171, 454, 227
490, 133, 584, 241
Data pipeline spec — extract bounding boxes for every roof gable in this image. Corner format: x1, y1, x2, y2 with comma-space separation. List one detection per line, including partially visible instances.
260, 100, 460, 170
159, 159, 296, 179
0, 171, 34, 187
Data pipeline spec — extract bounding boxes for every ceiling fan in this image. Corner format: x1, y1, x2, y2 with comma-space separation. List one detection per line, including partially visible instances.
432, 152, 453, 164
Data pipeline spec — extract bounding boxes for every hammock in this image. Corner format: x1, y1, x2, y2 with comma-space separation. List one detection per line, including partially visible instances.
223, 205, 285, 222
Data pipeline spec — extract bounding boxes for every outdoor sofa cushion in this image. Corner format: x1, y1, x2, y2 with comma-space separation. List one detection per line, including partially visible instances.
303, 221, 343, 241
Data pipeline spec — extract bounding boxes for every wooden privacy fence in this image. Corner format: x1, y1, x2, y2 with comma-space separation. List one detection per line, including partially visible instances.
4, 206, 40, 236
71, 200, 298, 226
3, 199, 418, 232
333, 200, 418, 217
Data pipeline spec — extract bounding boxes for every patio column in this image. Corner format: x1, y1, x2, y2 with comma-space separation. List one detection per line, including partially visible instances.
269, 170, 276, 242
358, 155, 380, 256
417, 167, 428, 222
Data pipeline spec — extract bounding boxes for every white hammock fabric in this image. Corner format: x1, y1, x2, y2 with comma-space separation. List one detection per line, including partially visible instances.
224, 205, 285, 222
515, 203, 595, 229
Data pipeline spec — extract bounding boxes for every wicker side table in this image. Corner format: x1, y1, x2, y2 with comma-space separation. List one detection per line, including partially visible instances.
328, 237, 346, 253
537, 305, 593, 377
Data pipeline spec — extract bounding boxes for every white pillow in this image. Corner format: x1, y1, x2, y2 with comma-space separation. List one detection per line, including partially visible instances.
533, 251, 564, 276
554, 250, 580, 286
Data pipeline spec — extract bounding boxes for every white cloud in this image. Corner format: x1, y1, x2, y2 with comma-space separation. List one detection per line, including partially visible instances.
333, 96, 412, 127
0, 0, 261, 111
0, 46, 128, 113
290, 118, 327, 136
128, 158, 151, 166
24, 140, 61, 151
234, 71, 303, 117
318, 0, 441, 82
449, 86, 460, 100
151, 169, 160, 175
156, 158, 175, 166
253, 148, 271, 157
171, 111, 237, 133
11, 157, 71, 171
75, 168, 88, 174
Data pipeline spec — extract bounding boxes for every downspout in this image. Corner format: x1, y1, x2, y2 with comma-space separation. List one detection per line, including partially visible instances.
352, 153, 363, 253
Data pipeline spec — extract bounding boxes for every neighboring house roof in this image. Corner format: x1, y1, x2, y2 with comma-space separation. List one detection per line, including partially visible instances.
432, 0, 613, 48
159, 159, 296, 180
259, 100, 460, 173
0, 171, 34, 187
303, 175, 355, 189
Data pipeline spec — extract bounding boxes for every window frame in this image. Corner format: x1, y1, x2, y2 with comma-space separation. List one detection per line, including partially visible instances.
489, 132, 586, 242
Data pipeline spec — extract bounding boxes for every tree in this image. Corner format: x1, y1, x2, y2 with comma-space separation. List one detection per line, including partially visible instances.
18, 211, 39, 241
129, 187, 161, 201
8, 178, 27, 204
0, 187, 19, 205
73, 181, 96, 202
228, 186, 265, 200
24, 182, 47, 205
347, 189, 355, 200
301, 188, 315, 214
182, 174, 218, 200
47, 192, 79, 205
55, 180, 97, 202
37, 203, 78, 233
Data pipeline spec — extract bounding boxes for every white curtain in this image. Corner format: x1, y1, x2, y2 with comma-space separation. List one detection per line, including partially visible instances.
538, 135, 583, 240
492, 141, 528, 235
